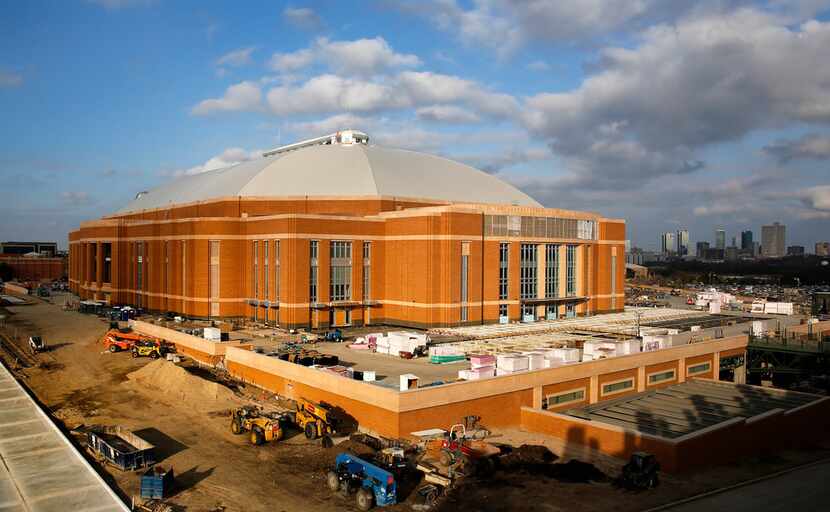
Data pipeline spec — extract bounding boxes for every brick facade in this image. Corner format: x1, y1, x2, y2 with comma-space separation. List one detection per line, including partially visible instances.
69, 196, 625, 329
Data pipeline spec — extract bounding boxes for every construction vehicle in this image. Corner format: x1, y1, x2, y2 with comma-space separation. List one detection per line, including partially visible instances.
28, 336, 46, 354
102, 328, 153, 353
327, 453, 397, 510
295, 398, 337, 440
230, 406, 289, 445
619, 452, 660, 489
323, 329, 344, 342
131, 339, 171, 359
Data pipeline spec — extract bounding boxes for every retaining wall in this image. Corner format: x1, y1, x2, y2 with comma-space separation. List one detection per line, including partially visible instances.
131, 320, 252, 366
519, 395, 830, 473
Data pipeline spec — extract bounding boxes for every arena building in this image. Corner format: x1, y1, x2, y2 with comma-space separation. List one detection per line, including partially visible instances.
69, 131, 625, 330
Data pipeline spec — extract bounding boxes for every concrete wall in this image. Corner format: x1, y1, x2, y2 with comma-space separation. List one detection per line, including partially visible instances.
131, 320, 252, 366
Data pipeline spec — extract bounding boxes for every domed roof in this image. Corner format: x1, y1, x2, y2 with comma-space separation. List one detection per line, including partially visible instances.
120, 144, 541, 213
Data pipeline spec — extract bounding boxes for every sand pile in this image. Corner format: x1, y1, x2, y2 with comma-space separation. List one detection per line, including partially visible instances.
126, 359, 242, 412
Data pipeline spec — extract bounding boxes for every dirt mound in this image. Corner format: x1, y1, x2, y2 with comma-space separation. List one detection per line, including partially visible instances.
499, 444, 557, 469
126, 359, 243, 412
549, 459, 608, 483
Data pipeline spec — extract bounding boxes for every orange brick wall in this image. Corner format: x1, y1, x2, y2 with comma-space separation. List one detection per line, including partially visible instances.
69, 198, 625, 328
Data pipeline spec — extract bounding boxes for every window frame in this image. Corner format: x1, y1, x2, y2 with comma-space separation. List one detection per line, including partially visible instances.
601, 377, 635, 397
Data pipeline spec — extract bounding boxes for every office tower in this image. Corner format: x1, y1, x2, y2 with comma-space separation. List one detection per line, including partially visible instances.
661, 232, 676, 255
676, 229, 689, 256
761, 222, 786, 258
715, 229, 726, 250
741, 230, 753, 251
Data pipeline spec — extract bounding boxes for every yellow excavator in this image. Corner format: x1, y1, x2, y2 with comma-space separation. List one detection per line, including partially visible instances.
295, 398, 338, 440
230, 406, 289, 445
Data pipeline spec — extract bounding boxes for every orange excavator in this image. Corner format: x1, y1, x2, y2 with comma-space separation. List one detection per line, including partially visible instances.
102, 328, 157, 353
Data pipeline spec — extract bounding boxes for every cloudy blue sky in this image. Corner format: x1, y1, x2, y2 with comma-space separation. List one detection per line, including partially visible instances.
1, 0, 829, 251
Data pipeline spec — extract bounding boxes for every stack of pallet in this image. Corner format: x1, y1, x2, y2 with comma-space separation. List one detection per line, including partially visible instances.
458, 354, 496, 380
496, 354, 529, 376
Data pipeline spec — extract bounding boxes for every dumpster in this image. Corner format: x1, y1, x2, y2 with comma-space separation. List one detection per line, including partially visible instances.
86, 425, 155, 471
140, 466, 174, 499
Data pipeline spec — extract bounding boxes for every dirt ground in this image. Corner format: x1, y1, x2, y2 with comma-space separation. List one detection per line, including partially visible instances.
1, 296, 828, 512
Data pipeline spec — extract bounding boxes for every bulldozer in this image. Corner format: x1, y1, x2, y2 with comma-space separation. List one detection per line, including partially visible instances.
230, 406, 289, 445
295, 398, 337, 440
131, 339, 171, 359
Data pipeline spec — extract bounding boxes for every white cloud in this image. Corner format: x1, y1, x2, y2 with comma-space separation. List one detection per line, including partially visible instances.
416, 105, 480, 124
0, 70, 23, 87
283, 7, 323, 30
318, 37, 421, 77
165, 148, 263, 177
521, 10, 830, 189
395, 0, 830, 54
262, 71, 517, 119
268, 48, 315, 73
287, 114, 374, 138
268, 37, 421, 77
191, 81, 262, 115
216, 47, 256, 68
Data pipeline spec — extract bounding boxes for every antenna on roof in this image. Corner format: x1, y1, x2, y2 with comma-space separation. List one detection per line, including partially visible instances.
135, 191, 148, 200
262, 129, 369, 157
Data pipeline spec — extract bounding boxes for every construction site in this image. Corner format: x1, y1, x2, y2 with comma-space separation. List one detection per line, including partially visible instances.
2, 284, 830, 511
0, 134, 827, 511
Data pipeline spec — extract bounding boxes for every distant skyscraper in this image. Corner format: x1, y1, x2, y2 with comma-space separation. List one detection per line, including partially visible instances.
741, 230, 753, 251
787, 246, 805, 256
762, 222, 786, 258
715, 229, 726, 250
661, 232, 676, 255
696, 241, 710, 258
816, 242, 830, 257
676, 229, 689, 256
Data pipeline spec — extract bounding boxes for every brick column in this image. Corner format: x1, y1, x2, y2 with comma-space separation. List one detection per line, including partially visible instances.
678, 357, 686, 383
713, 351, 721, 381
637, 366, 646, 392
589, 375, 599, 404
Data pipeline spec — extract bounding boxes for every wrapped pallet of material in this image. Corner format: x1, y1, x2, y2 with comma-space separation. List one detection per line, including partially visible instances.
468, 366, 495, 379
550, 348, 581, 363
470, 354, 496, 369
497, 354, 529, 372
458, 369, 473, 380
363, 371, 376, 382
429, 345, 466, 364
543, 358, 563, 369
523, 352, 544, 370
641, 335, 667, 352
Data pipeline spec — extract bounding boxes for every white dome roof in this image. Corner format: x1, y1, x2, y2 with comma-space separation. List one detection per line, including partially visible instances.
120, 144, 541, 213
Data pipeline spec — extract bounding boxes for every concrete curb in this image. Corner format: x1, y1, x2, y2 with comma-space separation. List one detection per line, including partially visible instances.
641, 456, 830, 511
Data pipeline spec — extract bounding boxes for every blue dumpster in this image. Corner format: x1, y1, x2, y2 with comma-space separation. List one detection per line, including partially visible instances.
140, 466, 174, 499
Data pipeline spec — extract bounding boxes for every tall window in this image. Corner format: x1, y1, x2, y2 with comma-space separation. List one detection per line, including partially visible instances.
181, 241, 187, 312
520, 244, 537, 299
610, 252, 617, 310
90, 244, 97, 282
499, 243, 509, 300
330, 241, 352, 301
264, 241, 269, 299
252, 241, 259, 299
163, 241, 169, 303
102, 243, 112, 283
274, 240, 280, 302
461, 242, 470, 322
545, 244, 559, 298
309, 240, 318, 303
209, 241, 220, 317
363, 242, 371, 301
136, 241, 144, 307
566, 245, 577, 296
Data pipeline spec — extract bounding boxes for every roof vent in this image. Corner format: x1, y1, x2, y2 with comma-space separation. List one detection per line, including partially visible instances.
263, 130, 369, 157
